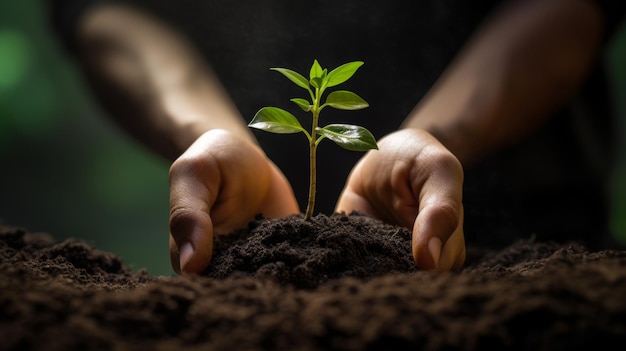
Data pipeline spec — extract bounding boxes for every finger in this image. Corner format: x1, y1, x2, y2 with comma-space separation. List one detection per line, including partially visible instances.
335, 150, 393, 218
264, 161, 301, 217
413, 203, 460, 269
168, 134, 220, 275
169, 206, 214, 275
335, 186, 376, 216
169, 235, 180, 273
451, 245, 467, 272
170, 231, 213, 274
437, 207, 466, 271
412, 153, 464, 270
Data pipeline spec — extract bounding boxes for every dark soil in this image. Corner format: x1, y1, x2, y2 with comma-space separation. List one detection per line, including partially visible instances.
2, 212, 626, 351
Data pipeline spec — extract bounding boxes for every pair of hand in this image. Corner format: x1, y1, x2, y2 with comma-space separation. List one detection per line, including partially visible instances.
169, 128, 465, 274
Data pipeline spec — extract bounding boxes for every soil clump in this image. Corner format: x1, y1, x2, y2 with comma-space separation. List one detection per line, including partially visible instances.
2, 213, 626, 350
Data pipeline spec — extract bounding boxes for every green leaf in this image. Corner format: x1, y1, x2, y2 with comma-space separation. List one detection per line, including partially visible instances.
310, 60, 324, 80
271, 67, 310, 90
324, 90, 369, 110
291, 98, 312, 112
326, 61, 363, 88
249, 107, 305, 134
318, 124, 378, 151
310, 77, 323, 89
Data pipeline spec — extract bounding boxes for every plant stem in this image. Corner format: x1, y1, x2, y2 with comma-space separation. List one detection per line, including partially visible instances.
304, 89, 321, 220
304, 134, 317, 220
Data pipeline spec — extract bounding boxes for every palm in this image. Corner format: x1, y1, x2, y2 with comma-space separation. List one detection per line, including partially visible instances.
336, 129, 465, 271
169, 129, 299, 274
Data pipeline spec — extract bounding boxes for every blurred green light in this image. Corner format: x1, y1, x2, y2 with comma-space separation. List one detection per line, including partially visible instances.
0, 29, 31, 91
10, 77, 59, 135
83, 144, 169, 211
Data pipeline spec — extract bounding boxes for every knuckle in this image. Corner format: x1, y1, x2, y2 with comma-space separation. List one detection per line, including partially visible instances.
432, 200, 462, 235
438, 200, 461, 223
169, 155, 208, 181
169, 206, 197, 235
428, 145, 462, 169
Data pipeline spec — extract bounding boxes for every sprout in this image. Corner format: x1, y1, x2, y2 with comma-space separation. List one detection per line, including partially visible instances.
249, 60, 378, 220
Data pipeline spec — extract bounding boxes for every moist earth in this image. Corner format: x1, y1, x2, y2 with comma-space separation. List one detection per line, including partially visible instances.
2, 213, 626, 351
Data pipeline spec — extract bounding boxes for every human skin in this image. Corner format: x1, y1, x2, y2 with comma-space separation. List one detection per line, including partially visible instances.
336, 129, 465, 271
70, 0, 604, 274
336, 0, 604, 271
73, 4, 299, 273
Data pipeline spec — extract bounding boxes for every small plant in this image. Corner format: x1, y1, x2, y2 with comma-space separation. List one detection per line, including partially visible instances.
249, 60, 378, 220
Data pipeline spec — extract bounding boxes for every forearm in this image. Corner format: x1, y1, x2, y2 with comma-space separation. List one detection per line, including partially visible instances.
75, 3, 254, 161
403, 0, 604, 165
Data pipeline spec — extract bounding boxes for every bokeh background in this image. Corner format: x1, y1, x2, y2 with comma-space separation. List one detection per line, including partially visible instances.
0, 1, 172, 275
1, 1, 625, 276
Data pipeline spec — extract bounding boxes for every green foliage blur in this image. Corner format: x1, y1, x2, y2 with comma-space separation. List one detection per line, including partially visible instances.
0, 1, 624, 277
0, 1, 172, 275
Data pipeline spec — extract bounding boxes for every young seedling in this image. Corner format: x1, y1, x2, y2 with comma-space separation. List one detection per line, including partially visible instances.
249, 60, 378, 220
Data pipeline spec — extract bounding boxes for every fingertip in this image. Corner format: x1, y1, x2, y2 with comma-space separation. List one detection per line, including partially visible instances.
170, 208, 214, 275
412, 202, 462, 270
179, 233, 213, 275
179, 242, 194, 274
169, 235, 181, 274
452, 248, 466, 272
428, 236, 442, 270
412, 236, 436, 270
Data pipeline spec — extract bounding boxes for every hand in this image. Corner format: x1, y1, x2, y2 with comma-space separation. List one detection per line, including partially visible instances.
336, 129, 465, 271
168, 129, 300, 274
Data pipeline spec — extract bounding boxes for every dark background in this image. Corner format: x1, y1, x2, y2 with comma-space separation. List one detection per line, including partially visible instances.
1, 1, 625, 276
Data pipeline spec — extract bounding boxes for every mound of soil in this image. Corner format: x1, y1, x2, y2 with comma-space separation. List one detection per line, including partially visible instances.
2, 213, 626, 351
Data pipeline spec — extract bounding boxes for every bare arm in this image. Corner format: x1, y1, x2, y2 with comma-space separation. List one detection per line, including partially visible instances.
74, 3, 255, 161
337, 0, 607, 270
71, 4, 299, 274
403, 0, 605, 165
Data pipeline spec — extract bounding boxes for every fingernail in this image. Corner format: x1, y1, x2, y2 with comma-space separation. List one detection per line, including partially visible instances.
428, 237, 442, 269
179, 242, 194, 273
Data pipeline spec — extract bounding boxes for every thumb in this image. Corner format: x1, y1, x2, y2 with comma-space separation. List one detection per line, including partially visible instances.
169, 209, 214, 274
168, 137, 220, 275
412, 203, 458, 270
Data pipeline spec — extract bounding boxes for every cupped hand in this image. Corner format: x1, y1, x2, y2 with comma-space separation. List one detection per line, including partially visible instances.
168, 129, 300, 274
336, 129, 465, 271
